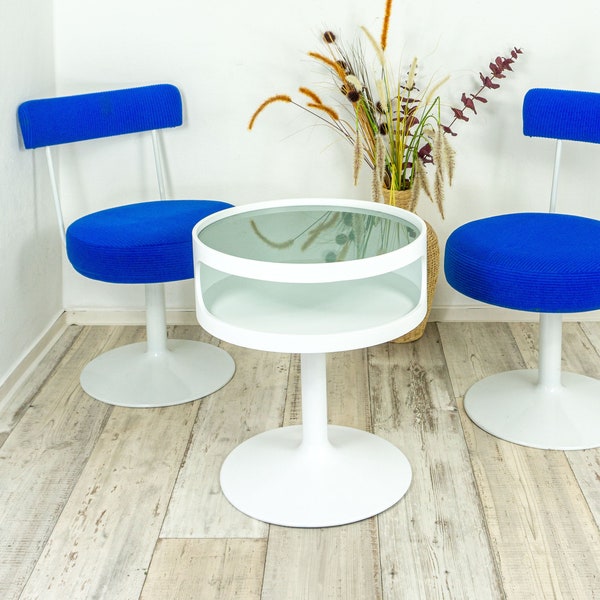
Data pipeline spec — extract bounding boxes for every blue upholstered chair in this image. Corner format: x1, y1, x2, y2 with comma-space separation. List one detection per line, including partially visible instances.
18, 84, 235, 408
444, 88, 600, 450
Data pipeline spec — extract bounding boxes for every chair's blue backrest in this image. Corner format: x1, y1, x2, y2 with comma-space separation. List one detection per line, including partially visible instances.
18, 84, 182, 149
523, 88, 600, 144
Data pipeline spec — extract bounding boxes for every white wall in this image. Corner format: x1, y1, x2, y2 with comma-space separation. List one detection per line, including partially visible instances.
2, 0, 598, 385
52, 0, 600, 317
0, 1, 61, 386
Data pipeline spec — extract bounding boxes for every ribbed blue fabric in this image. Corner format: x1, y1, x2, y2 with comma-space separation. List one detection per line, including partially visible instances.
18, 84, 234, 285
444, 213, 600, 313
523, 88, 600, 143
18, 84, 182, 148
66, 200, 232, 283
445, 88, 600, 314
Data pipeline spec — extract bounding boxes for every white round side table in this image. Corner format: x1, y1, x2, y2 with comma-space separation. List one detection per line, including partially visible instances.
192, 198, 427, 527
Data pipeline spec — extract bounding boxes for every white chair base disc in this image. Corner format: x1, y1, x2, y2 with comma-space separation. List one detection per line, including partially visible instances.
80, 339, 235, 408
464, 369, 600, 450
220, 424, 412, 528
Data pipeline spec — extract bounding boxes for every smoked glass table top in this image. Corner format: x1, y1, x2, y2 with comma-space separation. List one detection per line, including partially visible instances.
196, 203, 419, 264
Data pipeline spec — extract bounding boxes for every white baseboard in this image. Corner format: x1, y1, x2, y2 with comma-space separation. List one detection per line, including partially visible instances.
430, 306, 600, 322
0, 311, 68, 404
66, 309, 199, 326
66, 306, 600, 327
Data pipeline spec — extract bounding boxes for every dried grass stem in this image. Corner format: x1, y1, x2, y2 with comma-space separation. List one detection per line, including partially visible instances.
248, 95, 292, 130
380, 0, 393, 51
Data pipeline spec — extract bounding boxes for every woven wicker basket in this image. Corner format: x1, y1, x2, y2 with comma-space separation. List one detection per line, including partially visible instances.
383, 188, 439, 343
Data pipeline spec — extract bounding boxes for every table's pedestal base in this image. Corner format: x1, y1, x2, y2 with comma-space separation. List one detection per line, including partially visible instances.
220, 424, 411, 528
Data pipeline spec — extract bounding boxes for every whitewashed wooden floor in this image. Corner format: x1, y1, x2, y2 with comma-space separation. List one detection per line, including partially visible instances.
1, 321, 600, 599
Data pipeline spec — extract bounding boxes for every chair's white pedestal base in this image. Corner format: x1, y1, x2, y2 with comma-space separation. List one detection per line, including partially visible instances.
80, 339, 235, 408
220, 424, 411, 528
464, 369, 600, 450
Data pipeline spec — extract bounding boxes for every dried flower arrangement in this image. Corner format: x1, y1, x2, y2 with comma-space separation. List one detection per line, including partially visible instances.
248, 0, 523, 218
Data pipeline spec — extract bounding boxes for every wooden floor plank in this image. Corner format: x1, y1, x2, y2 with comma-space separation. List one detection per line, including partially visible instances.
18, 398, 199, 599
512, 320, 600, 529
0, 325, 82, 448
2, 322, 600, 599
140, 538, 266, 600
439, 321, 600, 600
327, 350, 373, 428
371, 329, 502, 599
161, 343, 290, 539
0, 326, 115, 600
563, 322, 600, 528
262, 522, 382, 600
262, 349, 383, 600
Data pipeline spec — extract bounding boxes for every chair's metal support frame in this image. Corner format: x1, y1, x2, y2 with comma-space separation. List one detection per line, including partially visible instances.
549, 139, 562, 213
536, 140, 564, 392
147, 129, 169, 359
44, 146, 66, 245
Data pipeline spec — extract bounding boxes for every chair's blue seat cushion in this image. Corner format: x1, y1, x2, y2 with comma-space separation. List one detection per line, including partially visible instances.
66, 200, 232, 284
444, 212, 600, 313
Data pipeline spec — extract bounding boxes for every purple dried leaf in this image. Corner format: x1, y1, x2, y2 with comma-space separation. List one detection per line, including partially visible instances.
489, 62, 506, 78
451, 107, 470, 121
441, 124, 457, 136
480, 73, 500, 89
461, 93, 477, 113
418, 143, 434, 164
406, 115, 420, 128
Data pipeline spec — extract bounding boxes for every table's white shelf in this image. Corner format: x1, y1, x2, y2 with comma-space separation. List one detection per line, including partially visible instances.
198, 271, 423, 353
193, 198, 426, 527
